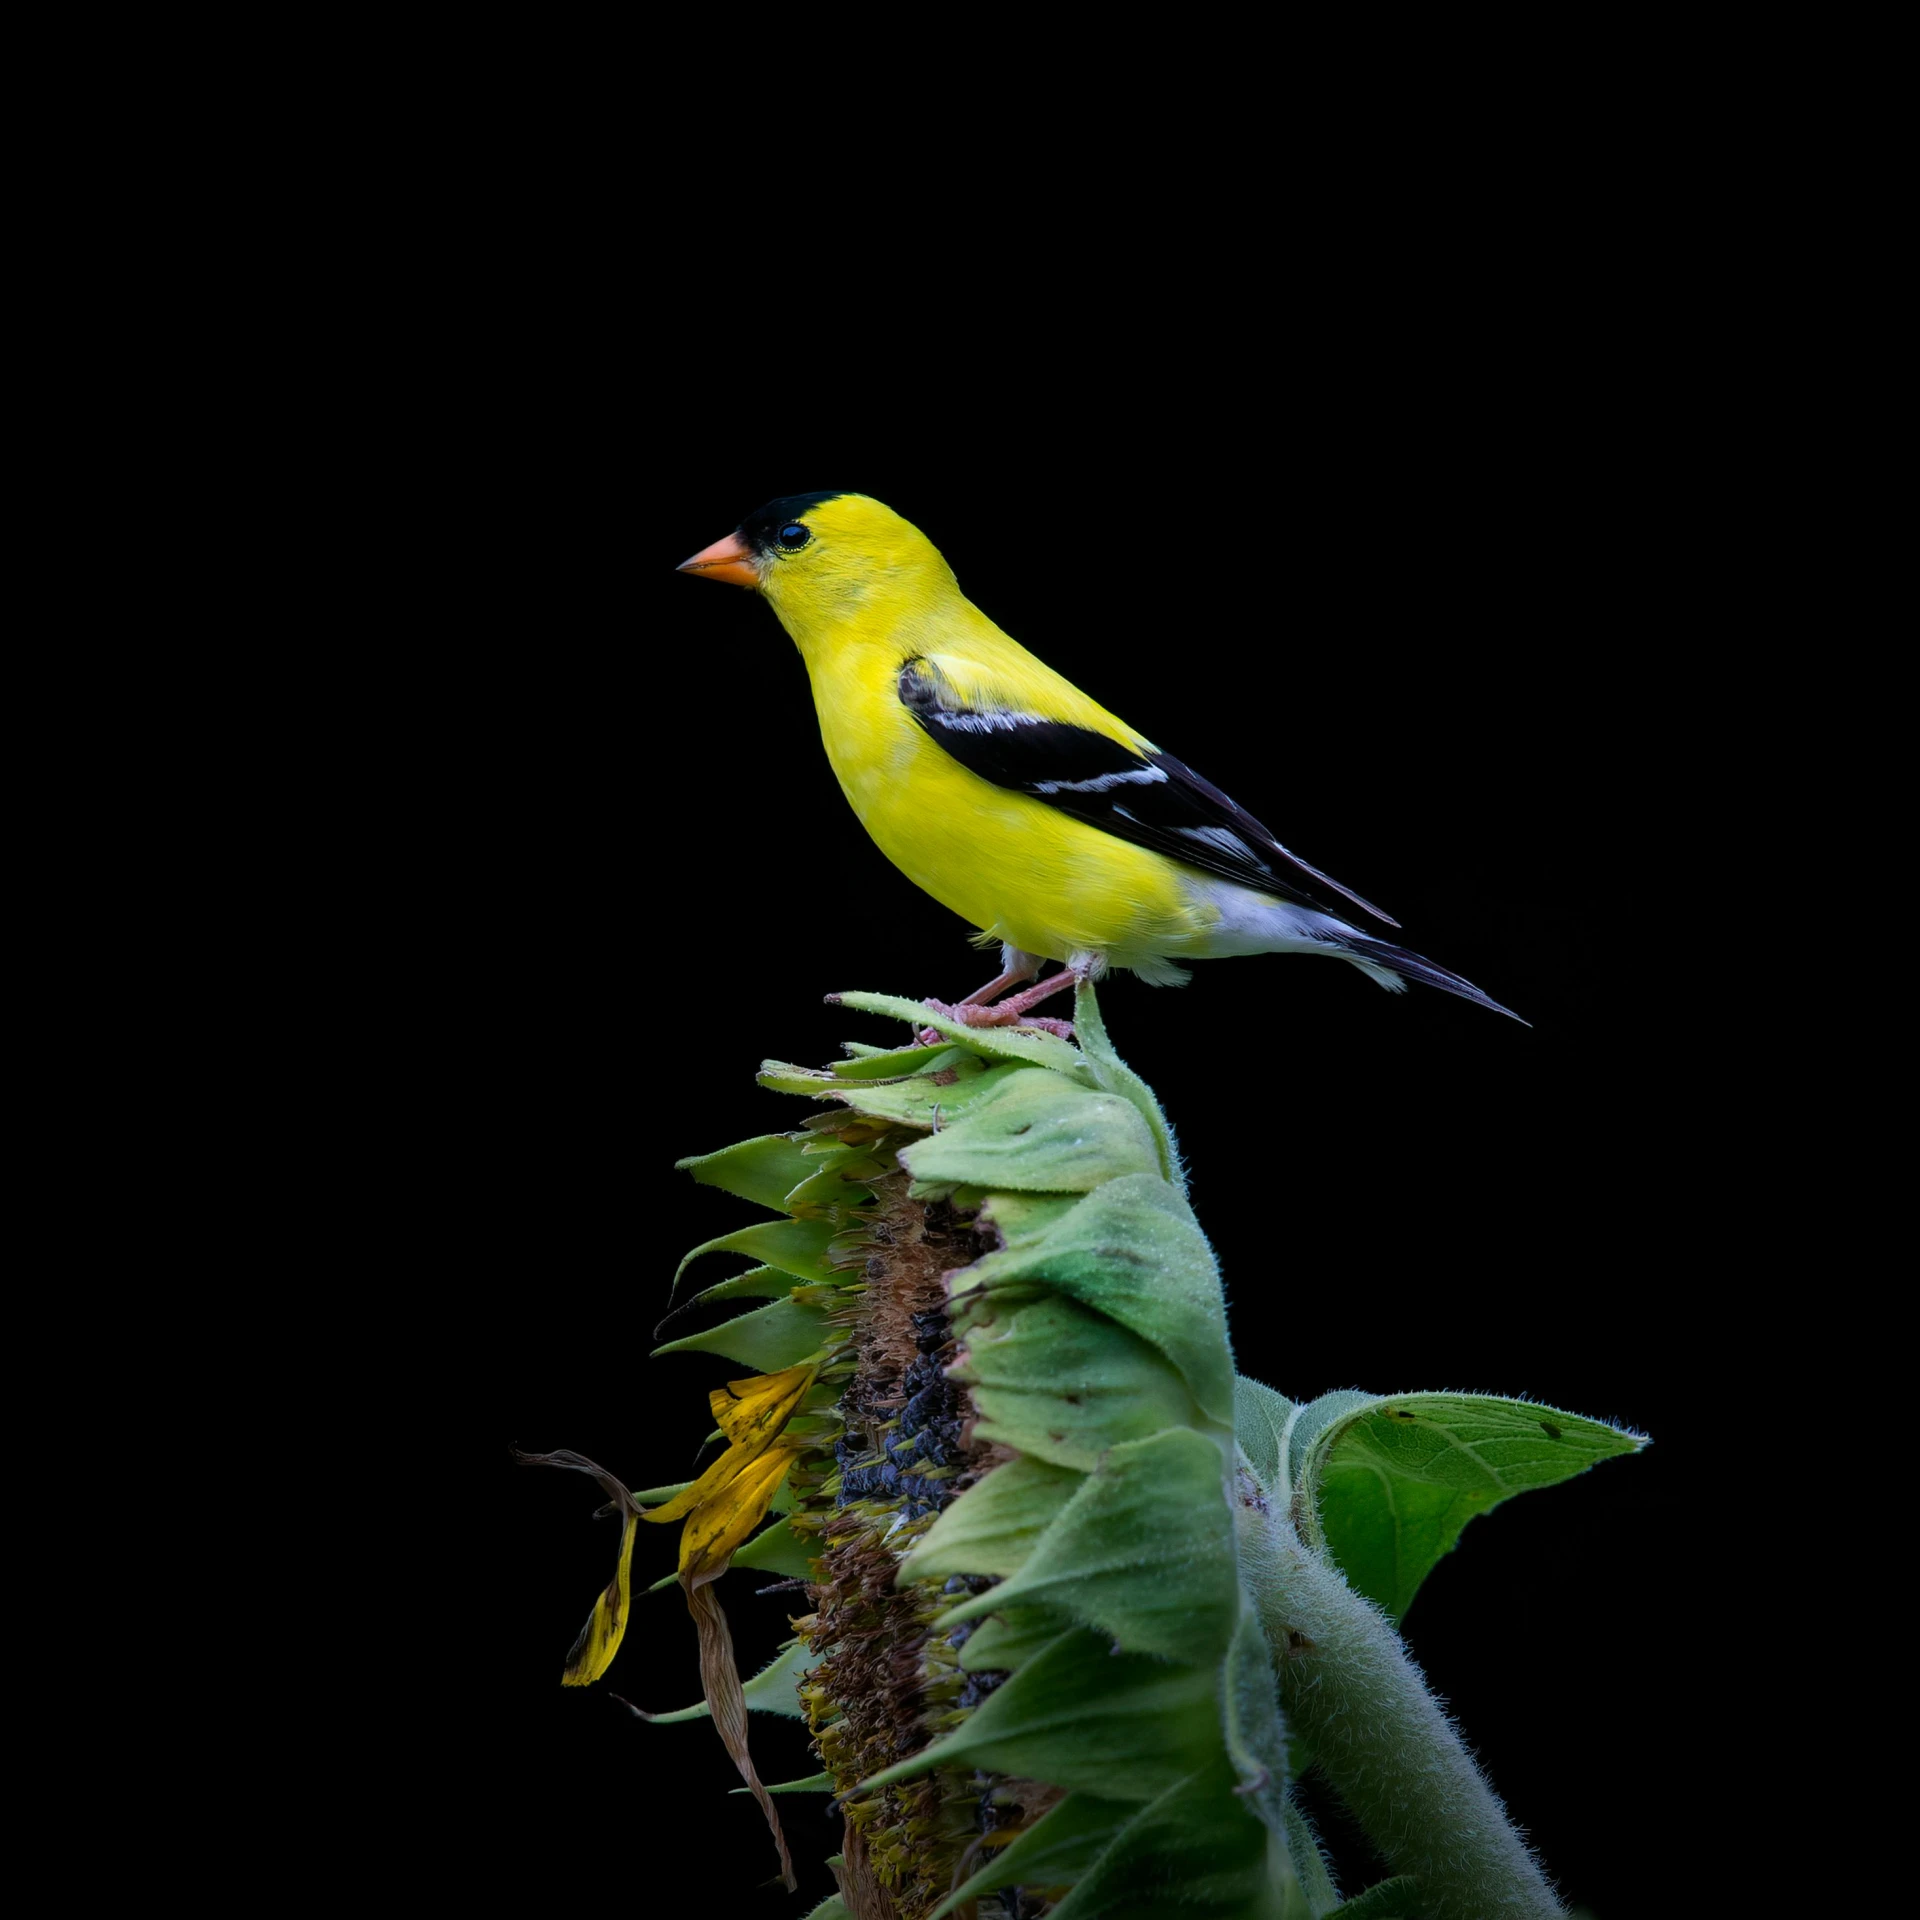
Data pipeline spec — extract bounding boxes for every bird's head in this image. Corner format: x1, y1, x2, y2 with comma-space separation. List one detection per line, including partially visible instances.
677, 493, 956, 635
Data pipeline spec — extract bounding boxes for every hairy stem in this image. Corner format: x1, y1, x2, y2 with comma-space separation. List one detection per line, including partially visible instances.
1239, 1499, 1562, 1920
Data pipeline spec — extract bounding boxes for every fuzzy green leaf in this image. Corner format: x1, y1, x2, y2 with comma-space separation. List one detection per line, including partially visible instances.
675, 1135, 817, 1213
831, 1040, 975, 1080
953, 1294, 1203, 1473
961, 1174, 1233, 1425
1279, 1390, 1375, 1491
937, 1430, 1238, 1665
977, 1189, 1084, 1254
832, 991, 1099, 1083
1233, 1376, 1302, 1496
780, 1148, 884, 1215
732, 1516, 818, 1579
956, 1604, 1071, 1673
900, 1070, 1160, 1195
669, 1267, 798, 1326
898, 1454, 1085, 1584
1071, 979, 1185, 1194
928, 1793, 1133, 1920
641, 1635, 814, 1724
858, 1626, 1221, 1802
731, 1771, 834, 1796
755, 1062, 844, 1096
1046, 1760, 1308, 1919
829, 1057, 1008, 1132
1298, 1392, 1649, 1620
653, 1295, 828, 1371
801, 1899, 850, 1920
669, 1218, 842, 1298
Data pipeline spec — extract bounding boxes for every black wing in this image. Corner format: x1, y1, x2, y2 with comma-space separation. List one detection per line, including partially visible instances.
898, 657, 1397, 927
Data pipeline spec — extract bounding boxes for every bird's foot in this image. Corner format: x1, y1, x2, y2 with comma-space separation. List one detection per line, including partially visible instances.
918, 963, 1084, 1042
921, 1000, 1075, 1042
922, 998, 1019, 1029
1010, 1014, 1075, 1040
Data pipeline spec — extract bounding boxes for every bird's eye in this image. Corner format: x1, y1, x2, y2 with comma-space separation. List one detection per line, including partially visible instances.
777, 523, 811, 550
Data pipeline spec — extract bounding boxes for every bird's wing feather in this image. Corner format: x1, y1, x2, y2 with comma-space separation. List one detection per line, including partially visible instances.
897, 656, 1397, 926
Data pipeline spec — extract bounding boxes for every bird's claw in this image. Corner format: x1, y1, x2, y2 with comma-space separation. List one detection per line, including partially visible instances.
921, 1001, 1074, 1042
1011, 1015, 1075, 1040
922, 998, 1016, 1029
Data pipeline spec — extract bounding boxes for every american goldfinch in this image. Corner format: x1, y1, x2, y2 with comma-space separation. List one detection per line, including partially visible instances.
679, 492, 1521, 1029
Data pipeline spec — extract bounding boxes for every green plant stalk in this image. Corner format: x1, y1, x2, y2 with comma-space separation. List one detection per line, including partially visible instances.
1237, 1497, 1561, 1920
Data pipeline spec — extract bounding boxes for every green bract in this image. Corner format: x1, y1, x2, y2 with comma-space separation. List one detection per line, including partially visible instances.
527, 984, 1645, 1920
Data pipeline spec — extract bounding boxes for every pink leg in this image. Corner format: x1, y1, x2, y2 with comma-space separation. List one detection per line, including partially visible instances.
917, 953, 1044, 1043
962, 968, 1078, 1022
924, 963, 1087, 1038
957, 961, 1041, 1007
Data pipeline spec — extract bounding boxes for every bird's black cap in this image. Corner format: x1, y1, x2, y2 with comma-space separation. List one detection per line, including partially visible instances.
737, 491, 850, 556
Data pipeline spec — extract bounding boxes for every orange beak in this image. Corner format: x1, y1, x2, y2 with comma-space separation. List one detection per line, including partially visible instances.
676, 531, 759, 588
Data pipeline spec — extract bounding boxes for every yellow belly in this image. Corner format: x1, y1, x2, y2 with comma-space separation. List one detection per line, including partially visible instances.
811, 672, 1216, 965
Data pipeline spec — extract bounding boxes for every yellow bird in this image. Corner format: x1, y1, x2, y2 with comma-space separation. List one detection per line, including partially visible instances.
679, 492, 1520, 1030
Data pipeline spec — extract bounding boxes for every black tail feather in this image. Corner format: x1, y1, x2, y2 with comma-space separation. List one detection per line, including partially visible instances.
1335, 934, 1529, 1025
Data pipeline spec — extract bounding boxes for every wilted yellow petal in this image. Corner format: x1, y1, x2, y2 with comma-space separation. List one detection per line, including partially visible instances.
679, 1444, 806, 1581
640, 1448, 742, 1525
511, 1447, 644, 1688
560, 1507, 637, 1686
709, 1362, 817, 1446
643, 1364, 818, 1526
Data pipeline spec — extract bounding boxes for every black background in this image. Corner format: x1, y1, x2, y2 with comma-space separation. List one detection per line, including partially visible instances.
446, 298, 1700, 1917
